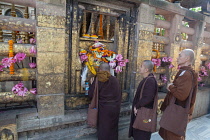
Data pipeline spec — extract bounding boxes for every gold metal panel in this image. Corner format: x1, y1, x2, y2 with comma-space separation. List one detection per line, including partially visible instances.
37, 28, 65, 52
37, 94, 64, 117
37, 15, 66, 28
37, 52, 65, 74
0, 92, 35, 104
37, 74, 64, 94
65, 96, 90, 109
0, 124, 17, 140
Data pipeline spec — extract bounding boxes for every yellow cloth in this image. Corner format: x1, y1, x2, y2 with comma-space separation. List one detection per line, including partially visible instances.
97, 71, 111, 82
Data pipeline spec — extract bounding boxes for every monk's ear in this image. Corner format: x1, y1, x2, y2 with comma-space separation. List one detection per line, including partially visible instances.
185, 55, 190, 62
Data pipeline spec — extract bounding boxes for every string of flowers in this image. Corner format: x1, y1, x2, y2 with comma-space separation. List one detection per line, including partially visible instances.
79, 41, 129, 74
8, 40, 14, 74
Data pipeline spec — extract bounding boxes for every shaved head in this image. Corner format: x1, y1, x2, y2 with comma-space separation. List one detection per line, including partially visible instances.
143, 60, 154, 72
182, 49, 195, 64
99, 63, 110, 71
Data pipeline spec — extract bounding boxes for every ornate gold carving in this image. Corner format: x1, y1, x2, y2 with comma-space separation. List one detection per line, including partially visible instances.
152, 51, 167, 58
139, 30, 153, 41
154, 67, 167, 74
0, 92, 35, 104
157, 79, 165, 87
65, 96, 90, 108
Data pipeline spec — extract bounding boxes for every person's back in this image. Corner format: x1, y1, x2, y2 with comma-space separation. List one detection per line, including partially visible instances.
88, 63, 122, 140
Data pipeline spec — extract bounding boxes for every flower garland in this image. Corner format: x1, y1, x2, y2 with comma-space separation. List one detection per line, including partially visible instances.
79, 41, 129, 75
8, 40, 14, 74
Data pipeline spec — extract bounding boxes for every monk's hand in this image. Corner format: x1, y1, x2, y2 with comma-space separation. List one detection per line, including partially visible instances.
90, 77, 95, 84
167, 83, 173, 91
134, 107, 137, 116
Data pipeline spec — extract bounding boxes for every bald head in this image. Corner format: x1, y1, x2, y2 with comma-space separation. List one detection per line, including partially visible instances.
99, 63, 110, 72
182, 49, 195, 64
143, 60, 154, 72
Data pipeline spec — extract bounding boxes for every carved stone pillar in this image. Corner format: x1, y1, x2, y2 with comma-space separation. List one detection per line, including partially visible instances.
165, 14, 184, 82
132, 4, 155, 92
36, 0, 66, 118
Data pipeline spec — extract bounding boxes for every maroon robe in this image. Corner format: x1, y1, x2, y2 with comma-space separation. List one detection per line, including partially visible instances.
129, 73, 158, 140
159, 66, 198, 140
88, 75, 122, 140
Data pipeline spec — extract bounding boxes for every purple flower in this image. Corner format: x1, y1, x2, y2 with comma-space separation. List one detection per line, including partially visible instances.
200, 66, 208, 76
124, 59, 129, 63
161, 75, 167, 83
30, 88, 37, 94
12, 82, 28, 96
109, 61, 116, 68
162, 57, 168, 62
206, 63, 210, 69
17, 87, 28, 96
169, 64, 174, 69
118, 61, 126, 67
30, 46, 36, 54
199, 83, 205, 87
197, 76, 202, 82
30, 38, 36, 44
152, 59, 161, 67
29, 63, 36, 68
1, 57, 13, 68
14, 53, 26, 62
115, 66, 122, 73
17, 39, 23, 43
168, 57, 173, 62
116, 54, 123, 61
80, 54, 88, 62
0, 65, 4, 71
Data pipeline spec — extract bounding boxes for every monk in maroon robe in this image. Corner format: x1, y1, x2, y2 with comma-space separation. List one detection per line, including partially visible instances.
88, 63, 122, 140
159, 49, 198, 140
129, 60, 158, 140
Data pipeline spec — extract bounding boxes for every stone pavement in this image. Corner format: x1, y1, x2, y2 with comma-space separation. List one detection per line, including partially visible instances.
151, 114, 210, 140
75, 114, 210, 140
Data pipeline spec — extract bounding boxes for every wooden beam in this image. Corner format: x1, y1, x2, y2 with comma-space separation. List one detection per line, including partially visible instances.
0, 0, 36, 8
0, 15, 36, 32
0, 42, 36, 57
153, 35, 170, 44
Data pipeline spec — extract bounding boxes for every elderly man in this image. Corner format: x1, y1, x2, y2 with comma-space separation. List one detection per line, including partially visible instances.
159, 49, 198, 140
129, 60, 158, 140
88, 63, 122, 140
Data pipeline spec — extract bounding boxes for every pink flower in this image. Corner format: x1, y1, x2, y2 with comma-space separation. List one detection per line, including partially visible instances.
118, 61, 126, 67
29, 63, 36, 68
1, 57, 13, 68
116, 54, 123, 61
115, 66, 122, 73
200, 66, 208, 76
169, 64, 174, 69
14, 53, 26, 62
30, 38, 36, 44
17, 39, 23, 43
17, 87, 28, 96
0, 65, 4, 71
152, 59, 161, 67
124, 59, 129, 63
168, 57, 173, 62
80, 54, 88, 62
161, 75, 167, 83
29, 46, 36, 54
109, 61, 116, 68
30, 88, 37, 94
162, 57, 168, 62
199, 83, 205, 87
197, 76, 202, 82
206, 62, 210, 69
12, 82, 28, 96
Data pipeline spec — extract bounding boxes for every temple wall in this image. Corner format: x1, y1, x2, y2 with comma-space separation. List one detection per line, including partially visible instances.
0, 0, 210, 140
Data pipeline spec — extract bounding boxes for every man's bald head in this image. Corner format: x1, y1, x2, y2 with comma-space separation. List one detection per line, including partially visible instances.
143, 60, 154, 72
182, 49, 195, 64
99, 63, 110, 72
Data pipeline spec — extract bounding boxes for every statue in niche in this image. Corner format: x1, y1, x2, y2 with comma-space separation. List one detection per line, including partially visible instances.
0, 129, 14, 140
